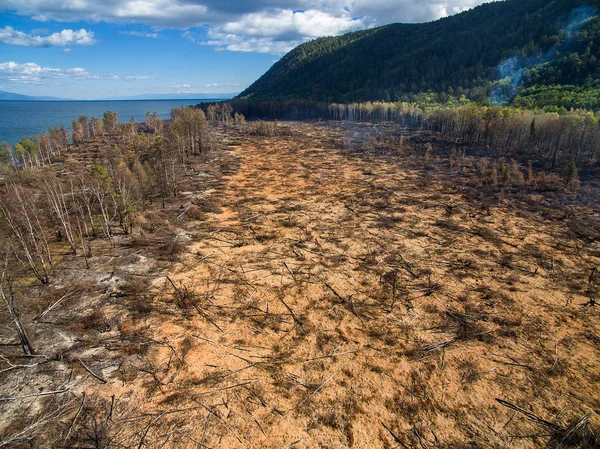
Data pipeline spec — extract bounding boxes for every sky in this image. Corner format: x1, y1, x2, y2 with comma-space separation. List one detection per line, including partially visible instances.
0, 0, 495, 100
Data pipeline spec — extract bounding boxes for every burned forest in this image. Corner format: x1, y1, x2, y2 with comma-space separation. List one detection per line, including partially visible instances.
0, 107, 599, 448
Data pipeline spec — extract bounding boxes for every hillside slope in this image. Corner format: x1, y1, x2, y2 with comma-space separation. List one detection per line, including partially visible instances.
238, 0, 600, 107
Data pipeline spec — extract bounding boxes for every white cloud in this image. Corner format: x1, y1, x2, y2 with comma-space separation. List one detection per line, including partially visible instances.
121, 30, 159, 38
203, 83, 242, 88
219, 9, 366, 39
0, 61, 116, 84
0, 26, 96, 47
206, 33, 302, 54
1, 0, 497, 53
1, 0, 210, 28
0, 0, 496, 27
206, 9, 367, 54
125, 75, 154, 80
348, 0, 491, 24
182, 30, 198, 44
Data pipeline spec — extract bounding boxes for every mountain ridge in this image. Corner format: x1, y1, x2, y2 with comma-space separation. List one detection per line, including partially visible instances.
238, 0, 600, 108
0, 90, 66, 101
108, 93, 238, 101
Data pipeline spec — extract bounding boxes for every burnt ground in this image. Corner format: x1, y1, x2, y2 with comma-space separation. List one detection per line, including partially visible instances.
1, 121, 599, 448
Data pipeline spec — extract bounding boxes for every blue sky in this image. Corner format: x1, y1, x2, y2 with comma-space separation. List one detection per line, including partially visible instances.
0, 0, 493, 100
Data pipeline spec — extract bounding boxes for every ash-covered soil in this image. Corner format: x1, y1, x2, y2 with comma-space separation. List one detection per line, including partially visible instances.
1, 122, 599, 448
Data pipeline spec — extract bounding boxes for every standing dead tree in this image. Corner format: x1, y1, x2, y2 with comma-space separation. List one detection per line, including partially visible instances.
89, 163, 115, 244
42, 173, 77, 254
0, 183, 51, 284
0, 250, 34, 355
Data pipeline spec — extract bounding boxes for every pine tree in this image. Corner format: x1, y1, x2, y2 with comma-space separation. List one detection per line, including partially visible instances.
564, 161, 579, 189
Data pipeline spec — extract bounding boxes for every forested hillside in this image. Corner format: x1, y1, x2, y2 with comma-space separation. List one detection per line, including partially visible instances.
238, 0, 600, 109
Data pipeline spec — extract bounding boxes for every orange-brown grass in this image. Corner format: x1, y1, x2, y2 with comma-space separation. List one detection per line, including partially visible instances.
1, 121, 599, 448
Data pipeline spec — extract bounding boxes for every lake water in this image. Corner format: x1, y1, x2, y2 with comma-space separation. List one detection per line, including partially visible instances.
0, 99, 228, 146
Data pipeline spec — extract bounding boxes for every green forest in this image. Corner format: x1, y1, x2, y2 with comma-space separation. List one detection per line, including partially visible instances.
238, 0, 600, 110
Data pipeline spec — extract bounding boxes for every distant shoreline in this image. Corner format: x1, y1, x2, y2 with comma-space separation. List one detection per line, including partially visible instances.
0, 99, 229, 145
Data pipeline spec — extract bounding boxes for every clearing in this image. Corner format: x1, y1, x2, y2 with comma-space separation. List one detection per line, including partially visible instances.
1, 121, 599, 448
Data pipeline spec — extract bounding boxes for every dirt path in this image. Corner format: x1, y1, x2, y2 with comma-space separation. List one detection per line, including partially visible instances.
104, 123, 600, 448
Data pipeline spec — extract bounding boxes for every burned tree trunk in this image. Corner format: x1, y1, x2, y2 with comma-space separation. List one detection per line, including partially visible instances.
0, 257, 34, 355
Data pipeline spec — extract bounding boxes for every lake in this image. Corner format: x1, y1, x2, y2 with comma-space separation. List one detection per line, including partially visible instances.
0, 99, 228, 146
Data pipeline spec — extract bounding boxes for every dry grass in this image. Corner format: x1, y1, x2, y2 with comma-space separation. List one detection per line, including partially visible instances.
1, 121, 599, 448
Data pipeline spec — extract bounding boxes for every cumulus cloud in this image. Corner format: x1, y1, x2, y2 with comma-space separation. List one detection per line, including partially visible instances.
219, 9, 366, 39
206, 9, 367, 53
1, 0, 494, 26
348, 0, 490, 24
1, 0, 495, 53
0, 26, 96, 47
0, 61, 116, 84
0, 0, 210, 28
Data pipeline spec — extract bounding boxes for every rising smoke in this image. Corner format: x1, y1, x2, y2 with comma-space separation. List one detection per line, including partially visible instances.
490, 6, 598, 106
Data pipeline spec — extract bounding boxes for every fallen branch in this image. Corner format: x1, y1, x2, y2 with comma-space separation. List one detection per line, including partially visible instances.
193, 401, 243, 444
495, 399, 564, 432
324, 282, 359, 317
241, 214, 263, 222
283, 261, 297, 284
165, 276, 179, 292
303, 349, 361, 362
0, 399, 73, 446
419, 339, 456, 353
0, 355, 42, 374
79, 359, 107, 384
38, 290, 78, 320
381, 422, 410, 448
137, 412, 167, 449
560, 413, 593, 445
63, 393, 86, 444
278, 295, 302, 325
0, 389, 69, 402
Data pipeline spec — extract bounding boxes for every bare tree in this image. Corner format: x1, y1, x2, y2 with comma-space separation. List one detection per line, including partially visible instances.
170, 107, 208, 158
89, 163, 115, 243
48, 126, 69, 156
71, 119, 84, 145
90, 117, 104, 139
0, 183, 51, 284
41, 172, 77, 254
0, 247, 34, 355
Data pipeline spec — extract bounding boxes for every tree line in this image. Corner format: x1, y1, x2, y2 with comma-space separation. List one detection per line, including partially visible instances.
221, 99, 600, 169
